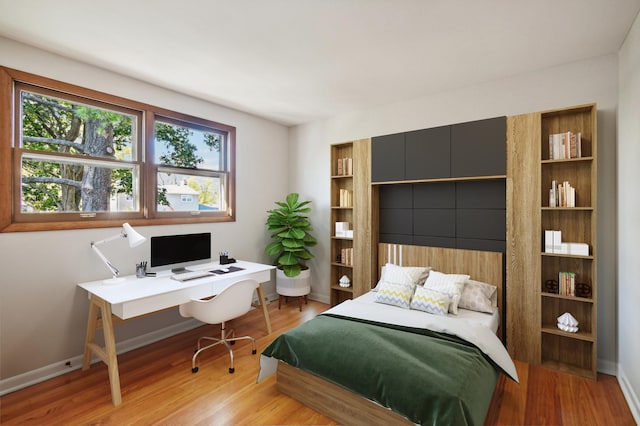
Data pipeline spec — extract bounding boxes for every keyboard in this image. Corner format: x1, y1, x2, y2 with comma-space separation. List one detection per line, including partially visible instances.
170, 270, 214, 282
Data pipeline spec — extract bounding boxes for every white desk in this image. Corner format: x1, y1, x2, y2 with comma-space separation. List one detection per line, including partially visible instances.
78, 260, 274, 406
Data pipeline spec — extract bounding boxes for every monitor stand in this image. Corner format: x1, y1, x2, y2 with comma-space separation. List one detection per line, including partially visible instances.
171, 267, 188, 274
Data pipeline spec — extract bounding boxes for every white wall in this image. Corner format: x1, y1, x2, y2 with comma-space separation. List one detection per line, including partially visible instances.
290, 54, 619, 373
0, 37, 290, 381
617, 11, 640, 423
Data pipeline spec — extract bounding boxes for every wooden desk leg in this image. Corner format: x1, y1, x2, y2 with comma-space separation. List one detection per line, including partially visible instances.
82, 296, 99, 371
82, 295, 122, 406
255, 284, 272, 334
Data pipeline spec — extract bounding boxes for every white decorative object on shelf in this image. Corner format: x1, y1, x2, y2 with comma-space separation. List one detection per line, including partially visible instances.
557, 312, 579, 333
339, 275, 351, 288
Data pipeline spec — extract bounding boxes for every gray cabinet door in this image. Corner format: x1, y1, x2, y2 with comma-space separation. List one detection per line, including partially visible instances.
372, 133, 405, 182
451, 117, 506, 177
405, 125, 451, 180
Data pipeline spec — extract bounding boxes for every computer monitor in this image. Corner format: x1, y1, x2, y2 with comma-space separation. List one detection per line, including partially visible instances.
150, 232, 211, 272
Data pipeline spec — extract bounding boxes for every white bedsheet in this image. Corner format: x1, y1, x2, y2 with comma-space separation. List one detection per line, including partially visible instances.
355, 291, 500, 333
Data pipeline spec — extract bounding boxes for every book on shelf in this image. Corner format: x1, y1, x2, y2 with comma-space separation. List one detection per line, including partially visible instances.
548, 131, 582, 160
544, 229, 590, 255
336, 157, 353, 176
549, 180, 576, 207
339, 189, 353, 207
558, 271, 576, 296
335, 221, 351, 237
544, 229, 562, 253
339, 247, 353, 266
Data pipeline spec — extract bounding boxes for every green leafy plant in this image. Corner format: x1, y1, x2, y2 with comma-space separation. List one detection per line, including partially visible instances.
265, 193, 317, 277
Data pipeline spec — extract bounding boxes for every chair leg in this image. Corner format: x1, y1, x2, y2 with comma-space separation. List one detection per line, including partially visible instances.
191, 338, 224, 373
223, 341, 235, 373
189, 322, 255, 374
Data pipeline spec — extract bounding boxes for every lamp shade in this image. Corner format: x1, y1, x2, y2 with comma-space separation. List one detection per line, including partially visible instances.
123, 222, 146, 247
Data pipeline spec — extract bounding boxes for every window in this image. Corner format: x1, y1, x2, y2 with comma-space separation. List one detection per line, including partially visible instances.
0, 67, 235, 232
153, 117, 228, 215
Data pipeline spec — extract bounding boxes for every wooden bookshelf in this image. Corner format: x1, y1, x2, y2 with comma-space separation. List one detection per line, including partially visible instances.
507, 103, 597, 379
539, 104, 597, 379
329, 139, 375, 306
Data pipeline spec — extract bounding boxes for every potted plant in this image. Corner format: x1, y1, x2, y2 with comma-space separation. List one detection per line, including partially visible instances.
265, 193, 317, 307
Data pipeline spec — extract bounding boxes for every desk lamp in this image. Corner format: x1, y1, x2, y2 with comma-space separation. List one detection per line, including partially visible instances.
91, 223, 146, 284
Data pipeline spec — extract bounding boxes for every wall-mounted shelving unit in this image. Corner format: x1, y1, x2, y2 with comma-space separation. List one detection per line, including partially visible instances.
539, 104, 597, 378
329, 139, 374, 306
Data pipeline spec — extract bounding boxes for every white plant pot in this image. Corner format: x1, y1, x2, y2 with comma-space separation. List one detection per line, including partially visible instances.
276, 268, 311, 297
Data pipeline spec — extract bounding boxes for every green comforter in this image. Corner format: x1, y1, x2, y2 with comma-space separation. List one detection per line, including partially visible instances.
261, 314, 501, 425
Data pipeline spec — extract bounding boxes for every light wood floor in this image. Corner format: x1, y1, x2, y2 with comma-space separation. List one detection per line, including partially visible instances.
0, 299, 635, 425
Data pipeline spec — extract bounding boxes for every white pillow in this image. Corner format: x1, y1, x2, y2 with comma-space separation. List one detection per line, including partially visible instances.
410, 286, 451, 316
373, 263, 431, 291
458, 279, 496, 314
423, 271, 469, 314
374, 280, 416, 309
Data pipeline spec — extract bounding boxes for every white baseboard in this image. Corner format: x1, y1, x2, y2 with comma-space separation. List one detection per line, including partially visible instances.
598, 358, 617, 376
618, 365, 640, 425
0, 318, 201, 396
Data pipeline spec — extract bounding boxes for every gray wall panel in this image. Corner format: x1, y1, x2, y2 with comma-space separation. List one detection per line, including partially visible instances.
413, 182, 456, 208
456, 209, 505, 240
456, 180, 506, 209
413, 209, 456, 237
379, 208, 413, 235
457, 238, 506, 253
413, 235, 456, 248
379, 184, 412, 208
379, 233, 414, 245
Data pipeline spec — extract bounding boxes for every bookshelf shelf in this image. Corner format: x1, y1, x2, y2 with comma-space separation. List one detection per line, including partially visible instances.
541, 156, 594, 165
541, 292, 594, 303
541, 252, 594, 260
331, 284, 354, 293
541, 207, 593, 211
540, 326, 595, 342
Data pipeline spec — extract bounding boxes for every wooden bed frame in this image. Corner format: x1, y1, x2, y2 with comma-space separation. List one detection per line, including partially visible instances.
275, 243, 505, 425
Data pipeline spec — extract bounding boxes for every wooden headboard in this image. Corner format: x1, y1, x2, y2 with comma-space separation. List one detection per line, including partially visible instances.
378, 243, 505, 337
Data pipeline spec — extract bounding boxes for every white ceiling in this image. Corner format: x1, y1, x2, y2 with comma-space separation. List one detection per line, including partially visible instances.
1, 0, 639, 126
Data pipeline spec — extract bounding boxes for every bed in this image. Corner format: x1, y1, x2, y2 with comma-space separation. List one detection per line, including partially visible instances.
258, 243, 518, 425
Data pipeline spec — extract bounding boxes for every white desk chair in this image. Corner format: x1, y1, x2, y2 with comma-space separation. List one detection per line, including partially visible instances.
179, 279, 258, 373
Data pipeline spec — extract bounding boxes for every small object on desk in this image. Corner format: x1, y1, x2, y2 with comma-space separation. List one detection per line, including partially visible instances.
211, 265, 245, 274
170, 271, 214, 282
136, 261, 148, 278
219, 251, 236, 264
